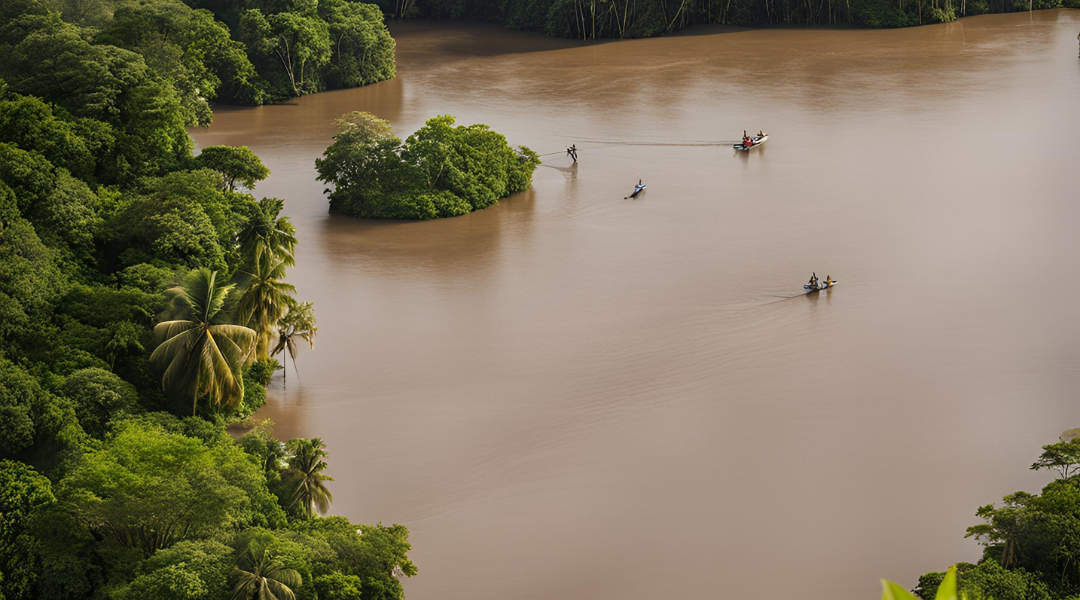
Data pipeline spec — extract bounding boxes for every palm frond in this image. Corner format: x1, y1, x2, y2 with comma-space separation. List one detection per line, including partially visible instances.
150, 269, 257, 414
204, 334, 246, 408
266, 575, 300, 600
153, 319, 198, 343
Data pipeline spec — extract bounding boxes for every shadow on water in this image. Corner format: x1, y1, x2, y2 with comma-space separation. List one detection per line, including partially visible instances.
390, 21, 619, 58
314, 189, 539, 281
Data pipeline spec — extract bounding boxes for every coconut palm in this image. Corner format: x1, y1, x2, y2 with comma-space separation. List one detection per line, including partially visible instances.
239, 197, 297, 269
284, 438, 334, 518
271, 300, 317, 387
150, 268, 257, 416
236, 257, 296, 358
231, 542, 302, 600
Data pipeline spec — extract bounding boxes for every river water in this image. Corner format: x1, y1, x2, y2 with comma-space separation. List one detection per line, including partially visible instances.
192, 11, 1080, 599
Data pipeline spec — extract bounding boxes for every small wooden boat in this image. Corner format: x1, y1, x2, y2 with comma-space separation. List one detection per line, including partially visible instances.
734, 134, 768, 151
804, 280, 838, 291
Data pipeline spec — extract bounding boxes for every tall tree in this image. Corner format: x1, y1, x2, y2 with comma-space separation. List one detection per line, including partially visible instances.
236, 256, 296, 358
195, 145, 271, 192
272, 300, 317, 386
59, 422, 282, 556
231, 541, 303, 600
283, 438, 333, 518
321, 0, 396, 88
150, 268, 257, 415
1030, 440, 1080, 480
238, 197, 297, 269
0, 460, 55, 600
239, 9, 331, 98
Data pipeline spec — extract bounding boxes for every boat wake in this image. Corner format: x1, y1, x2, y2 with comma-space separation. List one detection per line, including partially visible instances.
759, 287, 835, 305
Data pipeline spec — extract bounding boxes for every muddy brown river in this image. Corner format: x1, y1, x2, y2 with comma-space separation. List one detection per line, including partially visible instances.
192, 11, 1080, 599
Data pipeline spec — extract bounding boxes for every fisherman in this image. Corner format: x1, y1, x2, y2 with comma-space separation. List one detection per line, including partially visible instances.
567, 146, 575, 162
825, 275, 834, 287
758, 130, 764, 138
808, 272, 818, 287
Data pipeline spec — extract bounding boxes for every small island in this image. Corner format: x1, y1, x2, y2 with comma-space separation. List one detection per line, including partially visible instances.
316, 112, 540, 220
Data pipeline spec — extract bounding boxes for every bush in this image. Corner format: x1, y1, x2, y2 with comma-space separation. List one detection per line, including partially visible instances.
61, 367, 139, 438
112, 540, 233, 600
246, 357, 283, 387
956, 561, 1053, 600
313, 572, 364, 600
316, 112, 540, 220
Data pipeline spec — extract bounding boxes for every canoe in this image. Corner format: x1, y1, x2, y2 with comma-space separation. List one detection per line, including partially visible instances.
804, 280, 838, 291
734, 134, 768, 151
629, 184, 646, 198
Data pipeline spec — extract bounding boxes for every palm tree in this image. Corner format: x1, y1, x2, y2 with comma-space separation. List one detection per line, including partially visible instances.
239, 197, 297, 269
236, 257, 296, 358
272, 301, 317, 387
283, 438, 334, 518
150, 268, 257, 416
231, 542, 302, 600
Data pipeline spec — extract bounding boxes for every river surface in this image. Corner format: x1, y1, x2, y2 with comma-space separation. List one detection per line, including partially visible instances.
193, 11, 1080, 599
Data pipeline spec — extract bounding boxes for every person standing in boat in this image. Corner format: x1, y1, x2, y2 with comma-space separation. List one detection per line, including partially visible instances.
808, 272, 818, 287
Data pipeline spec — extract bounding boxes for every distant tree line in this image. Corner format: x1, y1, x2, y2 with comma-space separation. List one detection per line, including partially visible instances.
376, 0, 1080, 38
2, 0, 395, 125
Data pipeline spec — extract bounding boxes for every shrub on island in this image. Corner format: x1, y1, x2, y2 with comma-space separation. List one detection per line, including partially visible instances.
316, 111, 540, 220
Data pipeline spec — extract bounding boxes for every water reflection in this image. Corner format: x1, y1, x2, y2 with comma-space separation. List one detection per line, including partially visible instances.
315, 190, 538, 281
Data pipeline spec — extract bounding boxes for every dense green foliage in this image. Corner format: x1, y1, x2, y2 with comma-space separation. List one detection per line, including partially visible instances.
381, 0, 1080, 38
316, 112, 540, 220
193, 0, 397, 99
0, 2, 413, 597
0, 0, 394, 128
915, 438, 1080, 600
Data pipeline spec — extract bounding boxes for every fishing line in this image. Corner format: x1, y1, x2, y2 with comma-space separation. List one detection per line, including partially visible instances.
537, 138, 739, 159
575, 139, 738, 147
